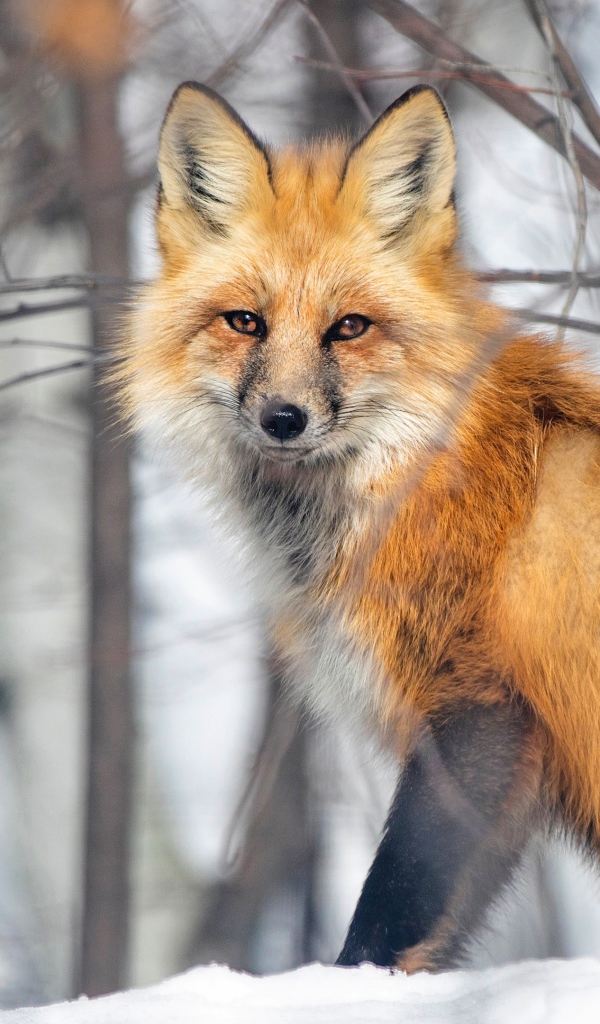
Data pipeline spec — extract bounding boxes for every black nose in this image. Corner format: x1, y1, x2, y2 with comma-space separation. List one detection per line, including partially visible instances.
260, 400, 307, 442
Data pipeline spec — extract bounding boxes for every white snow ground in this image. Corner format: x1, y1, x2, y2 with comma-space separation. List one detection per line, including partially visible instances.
2, 960, 600, 1024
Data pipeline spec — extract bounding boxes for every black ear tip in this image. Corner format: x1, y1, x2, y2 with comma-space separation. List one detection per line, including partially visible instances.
385, 84, 451, 125
347, 85, 452, 155
169, 80, 226, 106
160, 80, 271, 164
342, 83, 453, 177
161, 80, 229, 129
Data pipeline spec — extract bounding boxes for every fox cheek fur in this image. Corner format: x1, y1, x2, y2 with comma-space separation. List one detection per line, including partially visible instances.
118, 81, 600, 973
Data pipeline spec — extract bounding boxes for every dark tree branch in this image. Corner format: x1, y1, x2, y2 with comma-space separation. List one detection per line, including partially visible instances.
526, 0, 587, 324
478, 269, 600, 286
0, 338, 93, 352
524, 0, 600, 150
0, 350, 121, 393
0, 274, 134, 295
0, 294, 124, 323
365, 0, 600, 192
295, 55, 574, 96
207, 0, 293, 88
298, 3, 373, 126
511, 307, 600, 334
0, 359, 95, 393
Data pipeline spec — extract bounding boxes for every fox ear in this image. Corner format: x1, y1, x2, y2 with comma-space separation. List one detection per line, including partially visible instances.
158, 82, 273, 233
339, 86, 456, 241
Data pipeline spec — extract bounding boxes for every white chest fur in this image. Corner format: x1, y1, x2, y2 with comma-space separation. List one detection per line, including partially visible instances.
270, 597, 385, 735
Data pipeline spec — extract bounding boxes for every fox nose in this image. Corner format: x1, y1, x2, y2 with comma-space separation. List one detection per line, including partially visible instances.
260, 400, 307, 442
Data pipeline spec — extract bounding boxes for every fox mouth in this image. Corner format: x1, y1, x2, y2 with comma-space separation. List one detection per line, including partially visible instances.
255, 442, 316, 463
237, 410, 318, 462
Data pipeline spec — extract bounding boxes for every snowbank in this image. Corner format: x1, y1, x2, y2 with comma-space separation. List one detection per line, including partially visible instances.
2, 959, 600, 1024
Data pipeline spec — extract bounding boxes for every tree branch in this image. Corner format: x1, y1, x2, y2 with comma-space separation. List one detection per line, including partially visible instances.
297, 3, 373, 126
295, 56, 574, 97
477, 269, 600, 286
0, 357, 108, 393
365, 0, 600, 192
0, 274, 134, 295
523, 0, 600, 150
529, 0, 587, 324
0, 293, 124, 323
0, 338, 93, 352
207, 0, 293, 88
512, 307, 600, 334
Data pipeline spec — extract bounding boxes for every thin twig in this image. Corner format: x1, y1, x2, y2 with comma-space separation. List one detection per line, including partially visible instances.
220, 701, 301, 875
511, 307, 600, 334
295, 56, 573, 97
0, 338, 93, 352
365, 0, 600, 192
477, 269, 600, 286
0, 293, 124, 323
0, 357, 109, 393
206, 0, 293, 88
0, 244, 12, 282
0, 274, 134, 295
530, 0, 587, 322
524, 0, 600, 150
297, 2, 374, 127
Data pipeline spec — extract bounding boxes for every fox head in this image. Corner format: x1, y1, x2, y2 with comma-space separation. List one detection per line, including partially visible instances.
122, 83, 495, 496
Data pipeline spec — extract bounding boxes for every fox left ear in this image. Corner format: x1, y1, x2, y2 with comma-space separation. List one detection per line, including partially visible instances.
339, 86, 456, 242
158, 81, 273, 234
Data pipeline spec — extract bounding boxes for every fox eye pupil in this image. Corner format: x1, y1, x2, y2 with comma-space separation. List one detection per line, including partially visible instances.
224, 310, 266, 337
339, 316, 363, 338
325, 313, 371, 343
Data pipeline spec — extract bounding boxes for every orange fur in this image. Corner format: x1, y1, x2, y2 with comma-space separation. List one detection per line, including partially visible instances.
117, 82, 600, 965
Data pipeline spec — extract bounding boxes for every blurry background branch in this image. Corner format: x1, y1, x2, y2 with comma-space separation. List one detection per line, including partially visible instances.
512, 308, 600, 334
0, 355, 113, 394
365, 0, 600, 191
528, 0, 587, 323
0, 275, 134, 293
524, 0, 600, 148
0, 294, 125, 323
295, 55, 576, 96
297, 2, 373, 126
206, 0, 293, 89
477, 269, 600, 285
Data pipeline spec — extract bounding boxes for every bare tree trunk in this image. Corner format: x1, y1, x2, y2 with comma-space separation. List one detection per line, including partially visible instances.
305, 0, 368, 136
76, 74, 133, 998
185, 671, 316, 972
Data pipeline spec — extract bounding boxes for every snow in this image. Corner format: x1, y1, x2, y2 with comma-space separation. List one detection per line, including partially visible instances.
3, 959, 600, 1024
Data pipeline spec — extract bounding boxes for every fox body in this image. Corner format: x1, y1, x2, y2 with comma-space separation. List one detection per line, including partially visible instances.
119, 82, 600, 971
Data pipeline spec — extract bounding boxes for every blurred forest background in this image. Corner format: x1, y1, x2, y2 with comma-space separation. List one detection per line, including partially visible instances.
3, 0, 600, 1009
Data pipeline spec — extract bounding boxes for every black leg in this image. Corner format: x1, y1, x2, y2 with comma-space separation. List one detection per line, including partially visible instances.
337, 701, 542, 971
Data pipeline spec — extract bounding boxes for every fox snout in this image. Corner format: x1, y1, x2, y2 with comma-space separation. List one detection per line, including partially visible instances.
259, 399, 308, 442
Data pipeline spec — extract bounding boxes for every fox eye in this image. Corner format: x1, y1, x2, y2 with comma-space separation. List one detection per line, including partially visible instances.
223, 310, 267, 337
324, 314, 371, 343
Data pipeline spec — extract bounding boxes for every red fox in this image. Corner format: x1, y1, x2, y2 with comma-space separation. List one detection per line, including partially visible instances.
118, 81, 600, 972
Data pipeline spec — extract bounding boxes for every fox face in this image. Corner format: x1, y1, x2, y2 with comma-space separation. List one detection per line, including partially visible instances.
124, 82, 492, 496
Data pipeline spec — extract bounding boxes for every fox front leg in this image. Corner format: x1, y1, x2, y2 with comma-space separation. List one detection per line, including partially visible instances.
337, 700, 544, 972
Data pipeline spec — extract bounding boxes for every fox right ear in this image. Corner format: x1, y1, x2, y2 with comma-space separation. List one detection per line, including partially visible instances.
158, 82, 273, 234
339, 86, 456, 244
